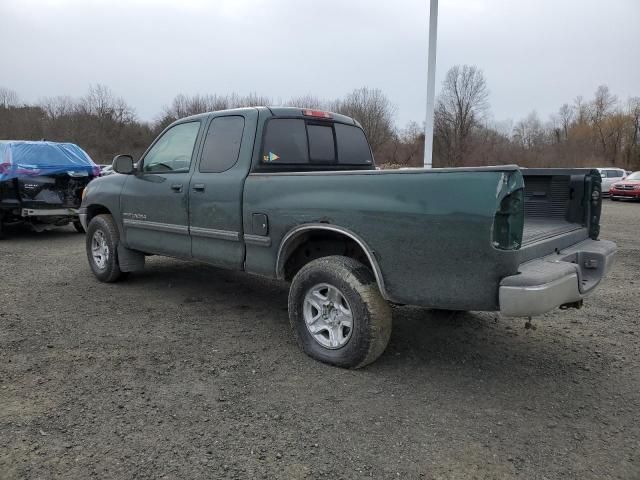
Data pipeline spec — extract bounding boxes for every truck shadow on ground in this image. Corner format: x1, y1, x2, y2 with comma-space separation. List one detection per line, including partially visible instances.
0, 225, 81, 240
119, 257, 599, 385
384, 305, 594, 377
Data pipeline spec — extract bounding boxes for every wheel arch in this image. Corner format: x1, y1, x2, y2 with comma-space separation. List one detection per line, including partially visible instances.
85, 204, 113, 224
276, 224, 389, 300
85, 204, 128, 242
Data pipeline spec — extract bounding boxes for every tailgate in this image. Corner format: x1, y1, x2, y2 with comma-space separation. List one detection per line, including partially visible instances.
518, 168, 602, 262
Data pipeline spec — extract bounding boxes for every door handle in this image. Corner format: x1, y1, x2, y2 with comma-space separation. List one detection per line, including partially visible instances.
192, 183, 205, 192
170, 183, 183, 192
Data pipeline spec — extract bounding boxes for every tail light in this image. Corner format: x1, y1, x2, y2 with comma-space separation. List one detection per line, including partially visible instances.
493, 189, 524, 250
302, 109, 332, 119
0, 162, 10, 175
589, 173, 602, 240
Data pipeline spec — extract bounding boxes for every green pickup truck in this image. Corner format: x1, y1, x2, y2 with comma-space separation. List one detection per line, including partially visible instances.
80, 107, 616, 368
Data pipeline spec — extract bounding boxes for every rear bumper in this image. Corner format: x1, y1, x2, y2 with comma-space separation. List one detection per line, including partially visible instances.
499, 239, 616, 317
21, 207, 79, 217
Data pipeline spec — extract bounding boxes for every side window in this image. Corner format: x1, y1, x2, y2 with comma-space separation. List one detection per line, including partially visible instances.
262, 119, 309, 164
335, 124, 373, 164
307, 124, 336, 162
143, 122, 200, 173
199, 116, 245, 173
605, 169, 623, 178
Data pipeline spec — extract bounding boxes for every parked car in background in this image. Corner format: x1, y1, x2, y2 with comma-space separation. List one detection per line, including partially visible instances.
610, 171, 640, 201
0, 140, 99, 237
597, 168, 626, 196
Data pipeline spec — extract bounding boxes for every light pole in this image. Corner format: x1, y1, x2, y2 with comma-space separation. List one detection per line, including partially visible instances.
424, 0, 438, 168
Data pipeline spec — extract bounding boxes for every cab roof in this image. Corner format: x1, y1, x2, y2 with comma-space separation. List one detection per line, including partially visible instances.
179, 106, 359, 127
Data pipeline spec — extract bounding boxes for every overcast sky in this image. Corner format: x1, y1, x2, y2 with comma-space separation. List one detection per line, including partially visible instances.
1, 0, 638, 127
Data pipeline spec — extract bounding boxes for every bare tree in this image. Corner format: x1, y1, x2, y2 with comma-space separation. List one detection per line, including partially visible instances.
0, 87, 19, 108
332, 87, 396, 152
39, 96, 75, 119
513, 111, 546, 149
629, 97, 640, 147
558, 103, 574, 141
434, 65, 489, 166
590, 85, 622, 164
286, 94, 327, 110
573, 95, 589, 125
80, 84, 136, 124
157, 92, 271, 131
623, 97, 640, 168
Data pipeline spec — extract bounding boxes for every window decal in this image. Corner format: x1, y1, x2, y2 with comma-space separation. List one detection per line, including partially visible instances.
263, 152, 280, 162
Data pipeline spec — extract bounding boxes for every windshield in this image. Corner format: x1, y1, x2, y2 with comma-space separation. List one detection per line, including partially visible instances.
626, 172, 640, 181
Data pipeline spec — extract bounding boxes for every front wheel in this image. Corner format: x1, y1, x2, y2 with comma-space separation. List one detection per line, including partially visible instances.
288, 256, 392, 368
85, 214, 127, 282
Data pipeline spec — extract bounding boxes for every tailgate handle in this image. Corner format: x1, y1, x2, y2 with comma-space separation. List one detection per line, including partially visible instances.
170, 183, 183, 192
192, 183, 205, 192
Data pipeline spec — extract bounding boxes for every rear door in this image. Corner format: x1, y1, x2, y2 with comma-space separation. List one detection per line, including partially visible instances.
120, 121, 201, 257
189, 110, 256, 268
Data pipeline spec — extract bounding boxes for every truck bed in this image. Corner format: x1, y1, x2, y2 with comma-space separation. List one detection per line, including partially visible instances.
521, 171, 591, 247
522, 218, 583, 245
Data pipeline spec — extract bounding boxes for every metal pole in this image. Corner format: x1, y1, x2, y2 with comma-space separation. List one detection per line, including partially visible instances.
424, 0, 438, 168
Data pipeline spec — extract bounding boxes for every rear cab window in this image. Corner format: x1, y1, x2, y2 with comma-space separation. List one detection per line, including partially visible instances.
260, 117, 373, 171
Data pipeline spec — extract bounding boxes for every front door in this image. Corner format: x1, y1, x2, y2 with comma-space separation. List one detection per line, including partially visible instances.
189, 113, 253, 268
120, 121, 201, 257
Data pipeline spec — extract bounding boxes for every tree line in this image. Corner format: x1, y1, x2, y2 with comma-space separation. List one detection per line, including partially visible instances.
1, 69, 638, 170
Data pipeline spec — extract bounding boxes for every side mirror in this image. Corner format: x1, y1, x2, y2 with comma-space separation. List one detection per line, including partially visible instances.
112, 154, 135, 174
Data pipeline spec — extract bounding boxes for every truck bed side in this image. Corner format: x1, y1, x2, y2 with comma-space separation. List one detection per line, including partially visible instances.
242, 167, 524, 310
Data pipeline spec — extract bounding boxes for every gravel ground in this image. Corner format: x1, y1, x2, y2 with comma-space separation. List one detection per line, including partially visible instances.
1, 201, 639, 480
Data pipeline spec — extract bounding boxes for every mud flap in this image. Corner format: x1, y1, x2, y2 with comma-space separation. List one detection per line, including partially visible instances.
117, 244, 145, 272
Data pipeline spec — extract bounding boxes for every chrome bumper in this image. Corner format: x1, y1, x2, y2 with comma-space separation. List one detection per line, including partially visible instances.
21, 207, 78, 217
499, 239, 616, 317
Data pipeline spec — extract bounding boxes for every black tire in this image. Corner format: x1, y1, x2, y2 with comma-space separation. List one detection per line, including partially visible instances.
85, 214, 127, 282
73, 219, 85, 233
288, 256, 392, 369
610, 196, 618, 201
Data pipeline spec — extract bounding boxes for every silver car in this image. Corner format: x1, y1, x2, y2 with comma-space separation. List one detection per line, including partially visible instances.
597, 168, 627, 195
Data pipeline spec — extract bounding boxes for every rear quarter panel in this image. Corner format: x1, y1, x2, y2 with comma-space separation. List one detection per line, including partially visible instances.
243, 168, 523, 310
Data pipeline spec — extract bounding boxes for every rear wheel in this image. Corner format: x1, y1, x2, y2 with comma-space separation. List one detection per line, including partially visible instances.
288, 256, 392, 369
86, 214, 127, 282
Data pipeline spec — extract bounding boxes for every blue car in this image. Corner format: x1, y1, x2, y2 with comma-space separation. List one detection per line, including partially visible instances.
0, 140, 99, 237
